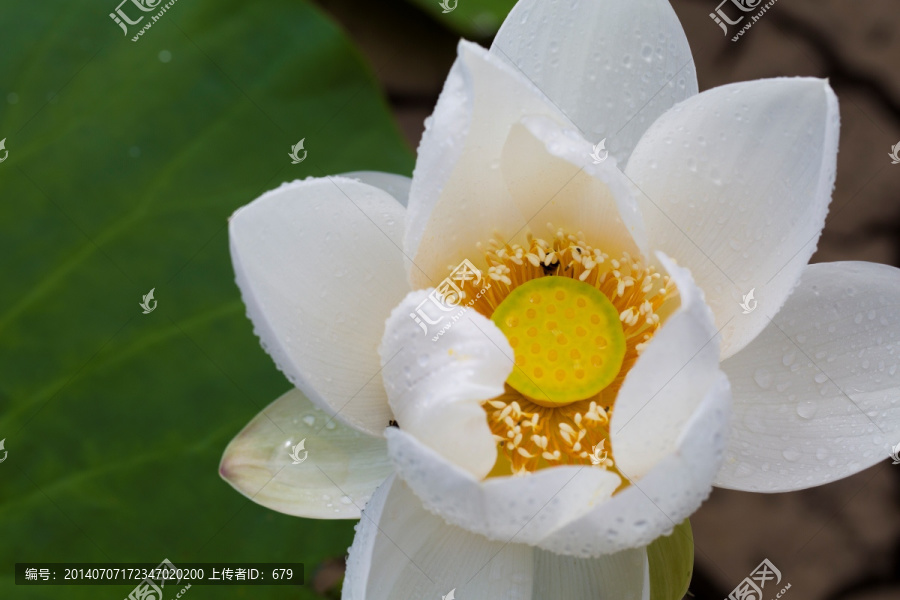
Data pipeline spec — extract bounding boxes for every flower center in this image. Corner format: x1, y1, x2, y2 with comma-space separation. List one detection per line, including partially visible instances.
446, 227, 678, 476
490, 276, 626, 407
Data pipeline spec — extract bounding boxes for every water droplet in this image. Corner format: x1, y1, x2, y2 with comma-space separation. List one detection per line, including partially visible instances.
753, 368, 773, 389
796, 401, 817, 419
782, 448, 801, 461
303, 415, 316, 427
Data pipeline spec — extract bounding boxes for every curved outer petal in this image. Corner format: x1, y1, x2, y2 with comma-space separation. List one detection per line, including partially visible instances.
404, 41, 574, 286
538, 373, 731, 556
219, 388, 392, 519
500, 115, 648, 259
340, 171, 411, 207
625, 78, 840, 359
229, 177, 410, 437
379, 289, 512, 478
612, 254, 726, 479
715, 261, 900, 492
491, 0, 699, 166
388, 375, 729, 557
387, 428, 622, 552
343, 475, 650, 600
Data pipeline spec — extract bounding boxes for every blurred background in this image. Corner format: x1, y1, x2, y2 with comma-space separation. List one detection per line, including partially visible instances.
1, 0, 898, 598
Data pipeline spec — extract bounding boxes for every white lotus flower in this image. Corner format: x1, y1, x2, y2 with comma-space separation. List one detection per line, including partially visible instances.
220, 0, 900, 597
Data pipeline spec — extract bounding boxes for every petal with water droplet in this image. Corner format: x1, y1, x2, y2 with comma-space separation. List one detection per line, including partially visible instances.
344, 475, 651, 599
230, 177, 409, 436
491, 0, 698, 166
379, 289, 512, 478
405, 41, 574, 288
220, 388, 392, 519
626, 78, 840, 359
716, 262, 900, 492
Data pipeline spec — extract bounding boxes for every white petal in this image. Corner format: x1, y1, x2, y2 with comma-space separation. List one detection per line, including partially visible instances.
715, 261, 900, 492
379, 289, 512, 478
404, 41, 573, 287
340, 171, 411, 207
625, 78, 840, 359
219, 388, 392, 519
343, 475, 649, 600
387, 428, 622, 552
491, 0, 698, 166
538, 373, 732, 556
500, 116, 648, 258
612, 254, 726, 479
230, 177, 410, 437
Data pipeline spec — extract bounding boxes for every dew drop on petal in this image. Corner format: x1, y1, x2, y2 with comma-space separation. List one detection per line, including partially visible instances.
753, 368, 773, 389
782, 448, 801, 462
796, 401, 817, 419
